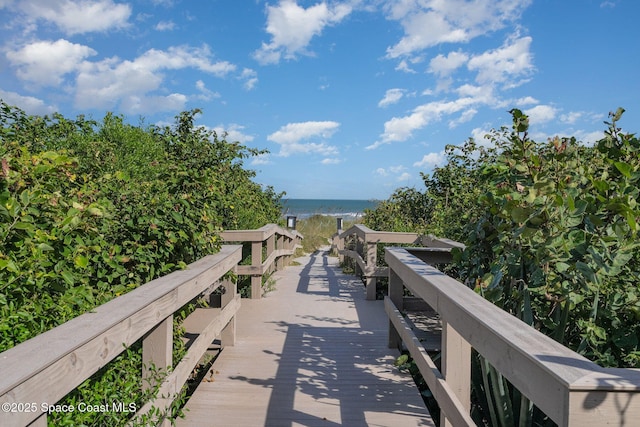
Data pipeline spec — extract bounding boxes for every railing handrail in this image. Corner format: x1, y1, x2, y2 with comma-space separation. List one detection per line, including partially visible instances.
0, 245, 243, 426
385, 246, 640, 426
338, 223, 421, 244
334, 224, 462, 300
220, 223, 303, 299
220, 223, 302, 242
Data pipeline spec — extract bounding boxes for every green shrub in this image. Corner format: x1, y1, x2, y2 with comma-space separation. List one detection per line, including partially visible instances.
0, 101, 283, 425
457, 108, 640, 368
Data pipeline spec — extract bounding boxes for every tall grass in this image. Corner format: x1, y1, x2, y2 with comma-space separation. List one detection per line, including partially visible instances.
295, 215, 358, 253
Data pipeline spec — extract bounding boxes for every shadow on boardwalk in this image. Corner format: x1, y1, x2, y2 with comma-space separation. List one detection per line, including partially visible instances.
177, 249, 434, 427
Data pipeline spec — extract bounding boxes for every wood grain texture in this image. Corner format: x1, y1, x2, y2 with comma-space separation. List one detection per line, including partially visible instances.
385, 297, 475, 427
177, 249, 434, 427
0, 245, 242, 426
385, 247, 640, 427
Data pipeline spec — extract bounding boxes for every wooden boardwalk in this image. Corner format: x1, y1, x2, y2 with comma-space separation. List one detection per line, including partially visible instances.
177, 248, 434, 427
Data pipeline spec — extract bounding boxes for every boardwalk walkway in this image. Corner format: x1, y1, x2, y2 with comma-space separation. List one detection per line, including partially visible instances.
177, 248, 434, 427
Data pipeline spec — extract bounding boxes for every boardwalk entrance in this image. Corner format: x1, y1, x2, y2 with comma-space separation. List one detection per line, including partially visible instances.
178, 249, 434, 427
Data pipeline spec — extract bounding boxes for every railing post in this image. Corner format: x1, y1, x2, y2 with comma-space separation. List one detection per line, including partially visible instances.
284, 235, 293, 266
336, 230, 345, 263
441, 321, 471, 427
365, 241, 377, 300
251, 241, 262, 299
142, 315, 173, 390
220, 278, 237, 346
388, 268, 403, 349
276, 234, 285, 269
266, 234, 276, 274
355, 237, 363, 276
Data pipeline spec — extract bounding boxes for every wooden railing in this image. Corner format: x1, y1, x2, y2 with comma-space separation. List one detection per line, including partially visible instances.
384, 246, 640, 427
333, 224, 463, 300
0, 223, 301, 427
220, 224, 302, 299
0, 245, 242, 427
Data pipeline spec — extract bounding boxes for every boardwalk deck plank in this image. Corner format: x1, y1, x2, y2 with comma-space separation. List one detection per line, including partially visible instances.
177, 249, 435, 427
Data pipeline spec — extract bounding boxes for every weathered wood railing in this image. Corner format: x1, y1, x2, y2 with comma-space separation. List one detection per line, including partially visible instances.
333, 224, 462, 300
0, 245, 242, 427
220, 224, 302, 299
0, 223, 301, 427
385, 246, 640, 427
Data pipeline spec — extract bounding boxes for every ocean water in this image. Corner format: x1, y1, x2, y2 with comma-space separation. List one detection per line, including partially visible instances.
281, 199, 380, 219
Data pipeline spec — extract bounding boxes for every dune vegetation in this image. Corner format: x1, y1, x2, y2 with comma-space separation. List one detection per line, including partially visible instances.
0, 102, 283, 424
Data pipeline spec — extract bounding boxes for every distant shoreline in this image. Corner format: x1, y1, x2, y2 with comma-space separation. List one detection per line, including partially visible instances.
280, 198, 380, 219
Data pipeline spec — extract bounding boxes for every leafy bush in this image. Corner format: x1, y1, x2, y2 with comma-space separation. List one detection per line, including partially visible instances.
0, 101, 283, 424
368, 108, 640, 425
366, 108, 640, 368
457, 108, 640, 368
364, 187, 432, 233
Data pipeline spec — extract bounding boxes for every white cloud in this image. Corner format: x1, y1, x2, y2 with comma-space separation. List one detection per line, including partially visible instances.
251, 153, 272, 165
561, 111, 582, 124
448, 108, 477, 127
575, 130, 604, 145
0, 89, 57, 115
212, 123, 255, 144
515, 96, 539, 106
268, 120, 340, 144
524, 104, 558, 124
17, 0, 131, 35
397, 172, 411, 181
4, 38, 243, 115
386, 9, 466, 58
155, 20, 176, 31
268, 120, 340, 157
467, 36, 534, 87
240, 68, 258, 90
133, 46, 236, 77
414, 151, 446, 168
385, 0, 532, 58
368, 97, 477, 149
470, 127, 494, 147
371, 35, 535, 151
321, 157, 342, 164
74, 45, 236, 112
395, 59, 417, 73
254, 0, 353, 64
151, 0, 175, 6
455, 84, 495, 102
194, 80, 220, 101
375, 165, 410, 181
378, 88, 405, 107
6, 39, 96, 86
429, 50, 469, 76
120, 93, 187, 114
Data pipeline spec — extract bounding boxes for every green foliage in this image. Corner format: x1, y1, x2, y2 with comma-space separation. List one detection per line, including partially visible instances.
364, 187, 432, 232
457, 108, 640, 368
364, 139, 493, 241
421, 138, 496, 241
368, 106, 640, 425
366, 107, 640, 368
0, 101, 283, 424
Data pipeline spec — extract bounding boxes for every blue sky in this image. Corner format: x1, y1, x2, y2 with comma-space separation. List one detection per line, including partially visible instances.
1, 0, 639, 200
